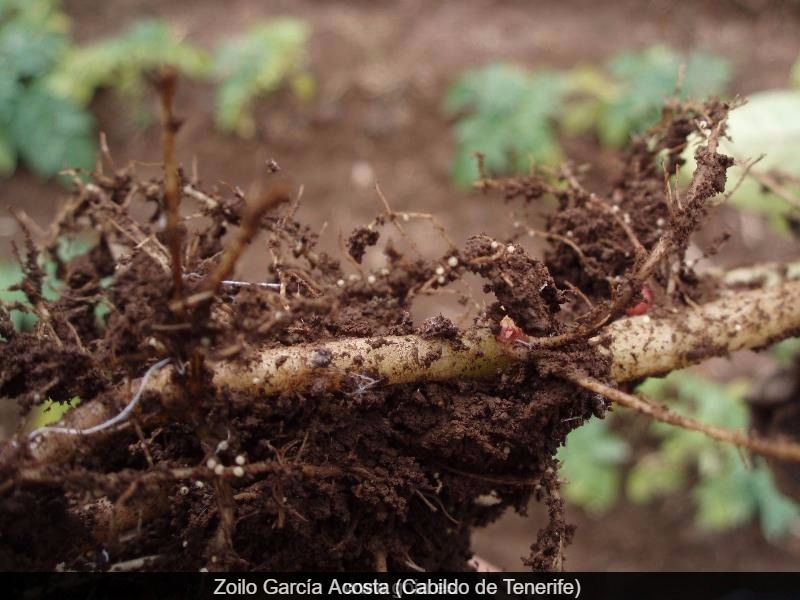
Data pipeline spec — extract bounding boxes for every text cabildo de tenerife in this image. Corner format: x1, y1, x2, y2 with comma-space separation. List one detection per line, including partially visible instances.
213, 577, 581, 597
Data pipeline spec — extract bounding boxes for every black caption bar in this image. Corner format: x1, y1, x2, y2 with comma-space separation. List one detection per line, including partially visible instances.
6, 572, 800, 600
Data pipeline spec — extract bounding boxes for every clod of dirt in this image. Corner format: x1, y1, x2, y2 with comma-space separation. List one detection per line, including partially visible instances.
347, 226, 380, 263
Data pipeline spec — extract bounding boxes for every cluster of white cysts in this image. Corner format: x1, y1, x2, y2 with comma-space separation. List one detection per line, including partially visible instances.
489, 239, 517, 255
335, 255, 461, 288
175, 443, 251, 493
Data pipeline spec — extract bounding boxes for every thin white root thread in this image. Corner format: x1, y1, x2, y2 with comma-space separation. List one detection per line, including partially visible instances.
27, 357, 172, 441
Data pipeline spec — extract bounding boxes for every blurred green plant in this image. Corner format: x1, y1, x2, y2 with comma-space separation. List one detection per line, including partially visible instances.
565, 46, 731, 147
212, 19, 313, 138
2, 1, 313, 178
558, 418, 630, 515
443, 64, 564, 186
558, 371, 800, 541
444, 46, 731, 187
47, 19, 209, 108
0, 235, 93, 334
0, 0, 94, 177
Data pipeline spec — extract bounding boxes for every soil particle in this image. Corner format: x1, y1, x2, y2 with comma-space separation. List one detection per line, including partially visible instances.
347, 227, 380, 264
465, 236, 564, 335
417, 314, 459, 340
310, 347, 333, 368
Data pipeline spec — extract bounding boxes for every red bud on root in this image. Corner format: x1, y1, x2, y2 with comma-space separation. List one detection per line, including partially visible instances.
626, 285, 653, 316
497, 315, 528, 344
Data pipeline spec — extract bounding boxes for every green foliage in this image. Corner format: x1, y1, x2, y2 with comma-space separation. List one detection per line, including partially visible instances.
47, 18, 209, 106
0, 0, 69, 78
31, 395, 79, 428
12, 83, 95, 177
212, 19, 313, 137
444, 46, 730, 186
559, 372, 800, 541
591, 46, 731, 147
1, 4, 314, 177
557, 418, 630, 514
0, 0, 94, 177
0, 236, 93, 333
792, 53, 800, 89
443, 63, 564, 187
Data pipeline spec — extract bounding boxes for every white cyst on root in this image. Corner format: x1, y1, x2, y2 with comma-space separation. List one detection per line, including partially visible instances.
195, 481, 204, 489
435, 266, 445, 276
348, 274, 360, 282
436, 276, 446, 285
232, 466, 245, 478
235, 454, 246, 465
490, 240, 499, 250
179, 486, 189, 496
380, 267, 390, 276
251, 377, 261, 386
217, 440, 229, 452
402, 213, 410, 222
447, 256, 459, 268
213, 464, 224, 476
336, 279, 345, 287
367, 274, 376, 284
474, 492, 502, 507
506, 245, 515, 253
206, 457, 217, 470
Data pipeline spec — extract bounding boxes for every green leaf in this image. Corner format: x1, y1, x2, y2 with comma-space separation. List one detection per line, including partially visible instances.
751, 468, 800, 541
772, 337, 800, 365
0, 1, 68, 78
558, 418, 629, 514
0, 122, 14, 173
596, 46, 730, 147
444, 63, 565, 186
212, 18, 312, 137
792, 54, 800, 89
0, 261, 35, 331
30, 395, 80, 428
0, 73, 17, 172
632, 371, 800, 540
626, 452, 685, 504
11, 83, 95, 177
694, 450, 758, 532
47, 18, 210, 105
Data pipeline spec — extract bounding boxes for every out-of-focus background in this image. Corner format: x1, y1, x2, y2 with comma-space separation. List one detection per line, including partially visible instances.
2, 0, 800, 570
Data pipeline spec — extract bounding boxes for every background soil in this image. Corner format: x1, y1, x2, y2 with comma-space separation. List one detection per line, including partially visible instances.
3, 0, 800, 570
